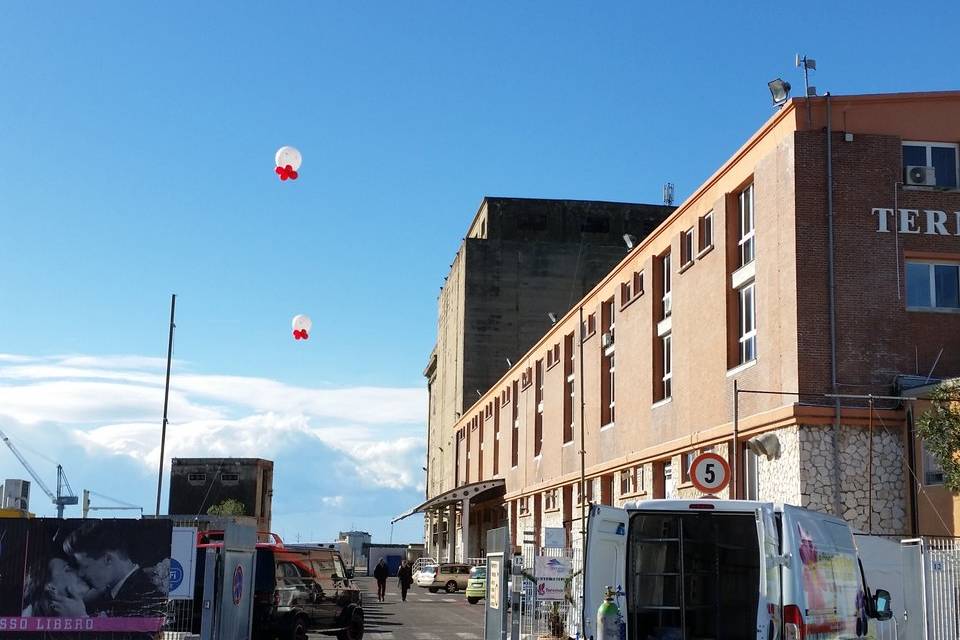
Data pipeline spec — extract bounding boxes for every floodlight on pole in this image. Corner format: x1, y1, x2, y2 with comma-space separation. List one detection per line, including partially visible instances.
548, 312, 558, 325
768, 78, 791, 107
623, 234, 637, 250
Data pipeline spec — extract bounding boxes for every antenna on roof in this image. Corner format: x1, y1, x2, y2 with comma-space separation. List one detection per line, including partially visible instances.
663, 183, 675, 207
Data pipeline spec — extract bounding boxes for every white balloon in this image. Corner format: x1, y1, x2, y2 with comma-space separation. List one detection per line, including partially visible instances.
292, 314, 312, 332
275, 146, 302, 171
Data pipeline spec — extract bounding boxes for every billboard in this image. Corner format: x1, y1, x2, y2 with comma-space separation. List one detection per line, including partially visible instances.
534, 555, 572, 601
0, 518, 172, 636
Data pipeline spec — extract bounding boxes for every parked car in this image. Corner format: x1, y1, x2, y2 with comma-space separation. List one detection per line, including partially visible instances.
254, 546, 364, 640
412, 563, 437, 586
584, 500, 893, 640
187, 531, 363, 640
465, 566, 486, 604
424, 563, 471, 593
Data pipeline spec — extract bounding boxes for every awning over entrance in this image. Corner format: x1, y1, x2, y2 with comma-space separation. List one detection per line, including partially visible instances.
392, 479, 505, 523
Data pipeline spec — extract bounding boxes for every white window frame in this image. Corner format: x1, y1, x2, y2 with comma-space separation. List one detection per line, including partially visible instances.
922, 442, 945, 485
902, 141, 960, 187
662, 252, 672, 318
906, 260, 960, 311
738, 184, 755, 267
701, 211, 714, 252
682, 227, 695, 266
662, 333, 672, 399
738, 282, 757, 364
608, 351, 616, 424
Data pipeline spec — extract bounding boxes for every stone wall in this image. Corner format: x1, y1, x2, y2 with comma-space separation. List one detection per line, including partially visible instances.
799, 424, 908, 535
756, 426, 802, 504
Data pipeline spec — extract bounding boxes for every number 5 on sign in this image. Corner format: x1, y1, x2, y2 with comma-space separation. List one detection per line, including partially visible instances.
689, 452, 731, 494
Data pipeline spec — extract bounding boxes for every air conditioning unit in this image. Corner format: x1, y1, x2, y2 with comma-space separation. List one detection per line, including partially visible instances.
905, 165, 936, 186
601, 331, 615, 349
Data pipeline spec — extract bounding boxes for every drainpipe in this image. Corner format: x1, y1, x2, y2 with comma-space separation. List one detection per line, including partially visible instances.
578, 304, 587, 637
825, 92, 842, 516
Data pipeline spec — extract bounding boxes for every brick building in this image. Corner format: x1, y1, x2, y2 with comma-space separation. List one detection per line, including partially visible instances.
401, 91, 960, 561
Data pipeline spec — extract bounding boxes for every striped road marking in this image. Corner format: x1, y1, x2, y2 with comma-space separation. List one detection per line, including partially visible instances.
455, 634, 480, 639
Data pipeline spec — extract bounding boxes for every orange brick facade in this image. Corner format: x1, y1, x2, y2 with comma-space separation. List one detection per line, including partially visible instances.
422, 92, 960, 560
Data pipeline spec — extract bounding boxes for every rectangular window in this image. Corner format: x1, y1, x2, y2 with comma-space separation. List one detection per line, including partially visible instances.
699, 211, 714, 252
518, 497, 529, 515
680, 452, 696, 483
493, 405, 500, 476
534, 359, 544, 457
511, 380, 519, 467
661, 251, 672, 319
220, 472, 240, 484
738, 282, 757, 363
906, 261, 960, 310
187, 473, 207, 483
634, 271, 644, 296
581, 312, 597, 340
681, 227, 695, 266
662, 334, 672, 400
621, 279, 632, 303
620, 469, 631, 495
635, 465, 644, 493
455, 429, 464, 487
923, 443, 945, 485
563, 332, 575, 443
738, 184, 755, 267
903, 141, 959, 188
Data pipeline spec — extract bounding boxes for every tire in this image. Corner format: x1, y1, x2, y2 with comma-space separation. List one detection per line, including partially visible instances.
289, 615, 308, 640
428, 588, 438, 593
445, 580, 458, 593
467, 597, 479, 604
337, 605, 364, 640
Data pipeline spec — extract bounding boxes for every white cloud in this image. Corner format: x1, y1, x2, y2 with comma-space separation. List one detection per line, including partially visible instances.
0, 353, 428, 535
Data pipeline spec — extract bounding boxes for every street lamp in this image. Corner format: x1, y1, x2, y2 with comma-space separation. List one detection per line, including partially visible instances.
768, 78, 791, 107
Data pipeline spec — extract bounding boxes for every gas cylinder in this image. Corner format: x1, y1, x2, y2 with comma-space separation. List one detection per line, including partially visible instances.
597, 586, 625, 640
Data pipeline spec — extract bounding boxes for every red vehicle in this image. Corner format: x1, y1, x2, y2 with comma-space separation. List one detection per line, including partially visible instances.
191, 531, 364, 640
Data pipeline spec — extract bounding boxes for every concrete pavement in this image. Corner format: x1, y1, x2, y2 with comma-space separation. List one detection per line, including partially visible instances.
311, 577, 485, 640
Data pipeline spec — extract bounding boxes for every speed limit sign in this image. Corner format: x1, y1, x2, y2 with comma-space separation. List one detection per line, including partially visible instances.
689, 452, 730, 494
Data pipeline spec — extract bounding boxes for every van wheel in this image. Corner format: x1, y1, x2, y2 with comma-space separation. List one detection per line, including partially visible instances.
337, 605, 364, 640
289, 615, 308, 640
467, 597, 479, 604
445, 581, 458, 593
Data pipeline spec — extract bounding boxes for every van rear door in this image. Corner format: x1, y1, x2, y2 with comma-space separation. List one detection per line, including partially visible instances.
583, 504, 629, 640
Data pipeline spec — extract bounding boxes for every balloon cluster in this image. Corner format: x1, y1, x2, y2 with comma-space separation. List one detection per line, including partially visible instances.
275, 146, 302, 181
292, 314, 311, 341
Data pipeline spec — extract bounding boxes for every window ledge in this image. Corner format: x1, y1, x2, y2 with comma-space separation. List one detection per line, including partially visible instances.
562, 441, 574, 447
678, 260, 694, 275
600, 422, 615, 432
657, 316, 672, 337
726, 359, 758, 377
903, 185, 960, 193
731, 261, 756, 290
620, 490, 648, 500
581, 330, 596, 343
534, 454, 542, 463
906, 306, 960, 314
652, 397, 673, 409
546, 360, 560, 372
697, 244, 714, 260
543, 507, 561, 514
620, 292, 644, 311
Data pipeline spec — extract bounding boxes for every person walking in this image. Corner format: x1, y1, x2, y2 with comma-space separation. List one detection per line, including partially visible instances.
397, 561, 413, 602
373, 558, 389, 602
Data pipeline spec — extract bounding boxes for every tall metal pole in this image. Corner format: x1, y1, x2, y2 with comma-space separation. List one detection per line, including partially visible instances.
867, 395, 874, 534
577, 304, 587, 636
155, 294, 176, 517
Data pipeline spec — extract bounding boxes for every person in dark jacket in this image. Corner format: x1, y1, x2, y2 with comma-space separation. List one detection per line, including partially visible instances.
373, 558, 389, 602
397, 561, 413, 602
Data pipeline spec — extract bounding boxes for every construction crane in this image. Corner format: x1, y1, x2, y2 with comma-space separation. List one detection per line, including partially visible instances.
82, 490, 143, 518
0, 427, 79, 518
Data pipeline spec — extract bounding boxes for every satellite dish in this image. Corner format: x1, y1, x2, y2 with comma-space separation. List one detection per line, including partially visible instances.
746, 433, 782, 461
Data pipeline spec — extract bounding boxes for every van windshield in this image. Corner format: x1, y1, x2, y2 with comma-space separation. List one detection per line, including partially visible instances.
627, 511, 760, 640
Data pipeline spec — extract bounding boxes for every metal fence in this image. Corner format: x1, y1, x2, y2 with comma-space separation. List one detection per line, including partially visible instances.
515, 531, 582, 640
924, 537, 960, 640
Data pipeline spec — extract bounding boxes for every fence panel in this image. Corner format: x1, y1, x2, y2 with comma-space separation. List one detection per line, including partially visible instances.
926, 537, 960, 640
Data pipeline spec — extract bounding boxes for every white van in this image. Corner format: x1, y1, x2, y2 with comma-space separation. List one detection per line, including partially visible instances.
583, 500, 893, 640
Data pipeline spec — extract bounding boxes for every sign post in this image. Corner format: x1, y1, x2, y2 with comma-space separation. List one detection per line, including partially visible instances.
484, 526, 510, 640
689, 452, 731, 495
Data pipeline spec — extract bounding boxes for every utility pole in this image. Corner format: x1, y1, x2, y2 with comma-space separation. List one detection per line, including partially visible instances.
155, 294, 177, 517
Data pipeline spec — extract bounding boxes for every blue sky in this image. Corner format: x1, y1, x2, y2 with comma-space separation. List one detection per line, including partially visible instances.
1, 2, 958, 542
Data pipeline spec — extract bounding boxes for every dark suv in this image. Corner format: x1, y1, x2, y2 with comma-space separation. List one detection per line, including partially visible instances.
253, 546, 364, 640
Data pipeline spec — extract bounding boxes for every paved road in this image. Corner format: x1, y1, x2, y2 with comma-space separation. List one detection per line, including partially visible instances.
316, 576, 484, 640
